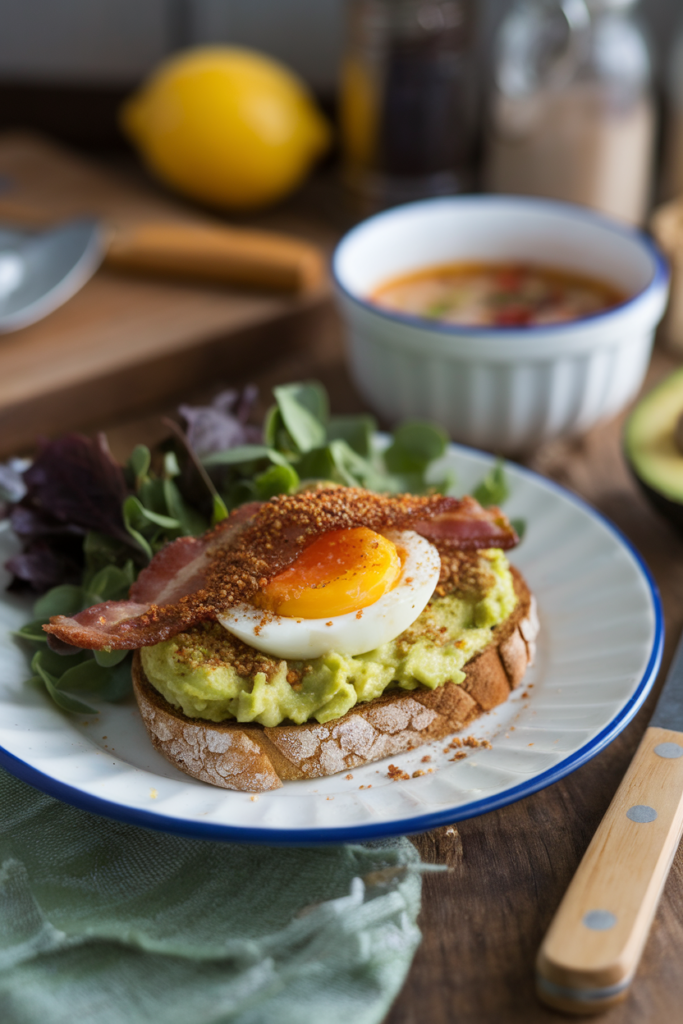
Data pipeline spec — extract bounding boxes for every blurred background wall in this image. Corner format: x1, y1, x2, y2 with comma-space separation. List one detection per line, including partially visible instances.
0, 0, 678, 152
0, 0, 678, 92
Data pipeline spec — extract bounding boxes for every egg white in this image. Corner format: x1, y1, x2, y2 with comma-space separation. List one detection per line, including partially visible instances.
217, 529, 441, 661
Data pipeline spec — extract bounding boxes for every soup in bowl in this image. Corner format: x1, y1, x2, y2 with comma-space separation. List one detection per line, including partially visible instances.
371, 262, 625, 328
333, 195, 669, 453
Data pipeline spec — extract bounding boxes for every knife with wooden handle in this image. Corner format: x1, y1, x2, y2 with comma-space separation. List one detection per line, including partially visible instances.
0, 216, 327, 332
105, 220, 325, 293
536, 629, 683, 1014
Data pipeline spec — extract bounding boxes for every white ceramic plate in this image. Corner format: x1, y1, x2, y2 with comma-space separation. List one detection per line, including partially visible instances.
0, 445, 662, 844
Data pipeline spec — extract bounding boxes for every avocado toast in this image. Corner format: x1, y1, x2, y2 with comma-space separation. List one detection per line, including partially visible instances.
45, 487, 536, 791
132, 557, 537, 791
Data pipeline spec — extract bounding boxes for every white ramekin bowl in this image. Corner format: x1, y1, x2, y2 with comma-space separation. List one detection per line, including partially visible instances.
333, 196, 670, 453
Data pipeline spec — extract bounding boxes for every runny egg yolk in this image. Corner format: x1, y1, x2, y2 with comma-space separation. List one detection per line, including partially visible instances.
256, 527, 402, 619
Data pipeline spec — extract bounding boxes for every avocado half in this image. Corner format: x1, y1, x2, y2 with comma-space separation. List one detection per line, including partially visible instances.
625, 366, 683, 533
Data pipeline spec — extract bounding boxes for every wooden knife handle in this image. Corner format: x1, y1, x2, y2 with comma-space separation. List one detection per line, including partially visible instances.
536, 725, 683, 1015
104, 221, 326, 293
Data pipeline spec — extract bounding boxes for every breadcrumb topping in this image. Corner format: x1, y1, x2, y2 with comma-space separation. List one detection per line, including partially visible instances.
434, 548, 496, 598
149, 488, 469, 631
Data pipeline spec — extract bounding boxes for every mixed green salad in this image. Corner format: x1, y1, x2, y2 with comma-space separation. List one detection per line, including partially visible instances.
0, 381, 517, 713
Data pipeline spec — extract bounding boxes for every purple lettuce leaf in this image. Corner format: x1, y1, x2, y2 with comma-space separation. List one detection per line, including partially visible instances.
5, 390, 263, 593
174, 387, 262, 514
22, 433, 132, 543
6, 433, 135, 592
179, 386, 262, 458
6, 540, 84, 593
10, 505, 84, 539
22, 434, 132, 544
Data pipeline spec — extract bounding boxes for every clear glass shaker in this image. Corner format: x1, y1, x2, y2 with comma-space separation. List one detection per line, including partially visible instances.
484, 0, 655, 225
661, 20, 683, 201
340, 0, 477, 213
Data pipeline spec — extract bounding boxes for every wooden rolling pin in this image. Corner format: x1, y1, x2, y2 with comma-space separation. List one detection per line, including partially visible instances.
103, 220, 325, 293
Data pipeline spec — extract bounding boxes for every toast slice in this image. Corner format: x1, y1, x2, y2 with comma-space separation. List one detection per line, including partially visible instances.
132, 567, 538, 791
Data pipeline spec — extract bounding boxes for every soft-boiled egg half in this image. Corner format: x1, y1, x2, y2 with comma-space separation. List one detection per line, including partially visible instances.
218, 526, 440, 660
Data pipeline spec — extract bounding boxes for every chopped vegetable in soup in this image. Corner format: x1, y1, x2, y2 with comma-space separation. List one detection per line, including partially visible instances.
370, 262, 625, 327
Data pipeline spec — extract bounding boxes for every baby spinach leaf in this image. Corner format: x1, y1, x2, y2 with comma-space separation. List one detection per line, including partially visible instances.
31, 648, 88, 678
127, 444, 151, 490
44, 677, 97, 715
132, 503, 180, 531
262, 404, 281, 449
13, 621, 48, 644
255, 464, 299, 501
94, 647, 129, 667
202, 445, 289, 468
136, 476, 169, 517
163, 450, 181, 478
211, 493, 229, 524
56, 659, 111, 692
99, 656, 133, 701
327, 440, 383, 489
383, 471, 432, 494
83, 531, 136, 580
384, 422, 448, 474
326, 415, 376, 457
34, 584, 84, 620
31, 653, 97, 714
123, 496, 182, 558
86, 562, 135, 604
162, 476, 207, 537
222, 480, 256, 513
122, 497, 153, 560
510, 517, 527, 540
272, 384, 327, 453
425, 468, 457, 496
29, 646, 132, 710
277, 381, 329, 424
473, 460, 510, 507
295, 446, 336, 485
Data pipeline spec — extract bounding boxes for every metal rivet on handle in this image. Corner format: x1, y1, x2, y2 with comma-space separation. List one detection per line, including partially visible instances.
654, 742, 683, 759
627, 805, 657, 823
583, 910, 617, 931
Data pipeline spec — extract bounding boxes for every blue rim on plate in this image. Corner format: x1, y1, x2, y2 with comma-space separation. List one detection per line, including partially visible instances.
0, 451, 664, 846
332, 194, 671, 338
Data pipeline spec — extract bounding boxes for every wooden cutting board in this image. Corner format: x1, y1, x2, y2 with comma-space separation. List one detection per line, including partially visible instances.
0, 133, 332, 457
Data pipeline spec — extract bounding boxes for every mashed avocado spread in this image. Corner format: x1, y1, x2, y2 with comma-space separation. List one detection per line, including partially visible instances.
141, 548, 516, 728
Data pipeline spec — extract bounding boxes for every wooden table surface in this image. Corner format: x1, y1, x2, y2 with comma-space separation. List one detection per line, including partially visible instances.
15, 165, 683, 1023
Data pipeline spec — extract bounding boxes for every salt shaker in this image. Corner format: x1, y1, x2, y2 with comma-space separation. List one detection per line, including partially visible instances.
661, 20, 683, 201
485, 0, 656, 225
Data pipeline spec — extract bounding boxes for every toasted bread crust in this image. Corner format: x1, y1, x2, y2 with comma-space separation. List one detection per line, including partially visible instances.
132, 568, 538, 791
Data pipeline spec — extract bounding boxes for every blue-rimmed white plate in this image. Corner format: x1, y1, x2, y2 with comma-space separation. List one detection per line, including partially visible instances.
0, 444, 663, 844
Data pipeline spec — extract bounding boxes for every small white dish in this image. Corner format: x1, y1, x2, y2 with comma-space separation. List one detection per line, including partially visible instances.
0, 444, 662, 844
333, 195, 670, 453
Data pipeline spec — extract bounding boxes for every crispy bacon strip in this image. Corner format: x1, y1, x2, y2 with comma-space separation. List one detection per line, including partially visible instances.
413, 496, 517, 548
44, 490, 517, 651
45, 503, 260, 652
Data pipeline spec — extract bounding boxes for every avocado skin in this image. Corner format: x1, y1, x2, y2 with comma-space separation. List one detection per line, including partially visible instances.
623, 365, 683, 536
627, 456, 683, 535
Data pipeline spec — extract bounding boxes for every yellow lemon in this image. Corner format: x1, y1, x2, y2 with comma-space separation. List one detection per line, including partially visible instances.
120, 46, 331, 211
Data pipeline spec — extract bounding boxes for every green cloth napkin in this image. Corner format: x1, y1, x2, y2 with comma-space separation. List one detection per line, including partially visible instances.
0, 768, 424, 1024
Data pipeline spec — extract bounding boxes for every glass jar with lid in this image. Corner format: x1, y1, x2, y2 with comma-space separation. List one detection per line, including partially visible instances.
484, 0, 655, 225
661, 19, 683, 200
340, 0, 477, 213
